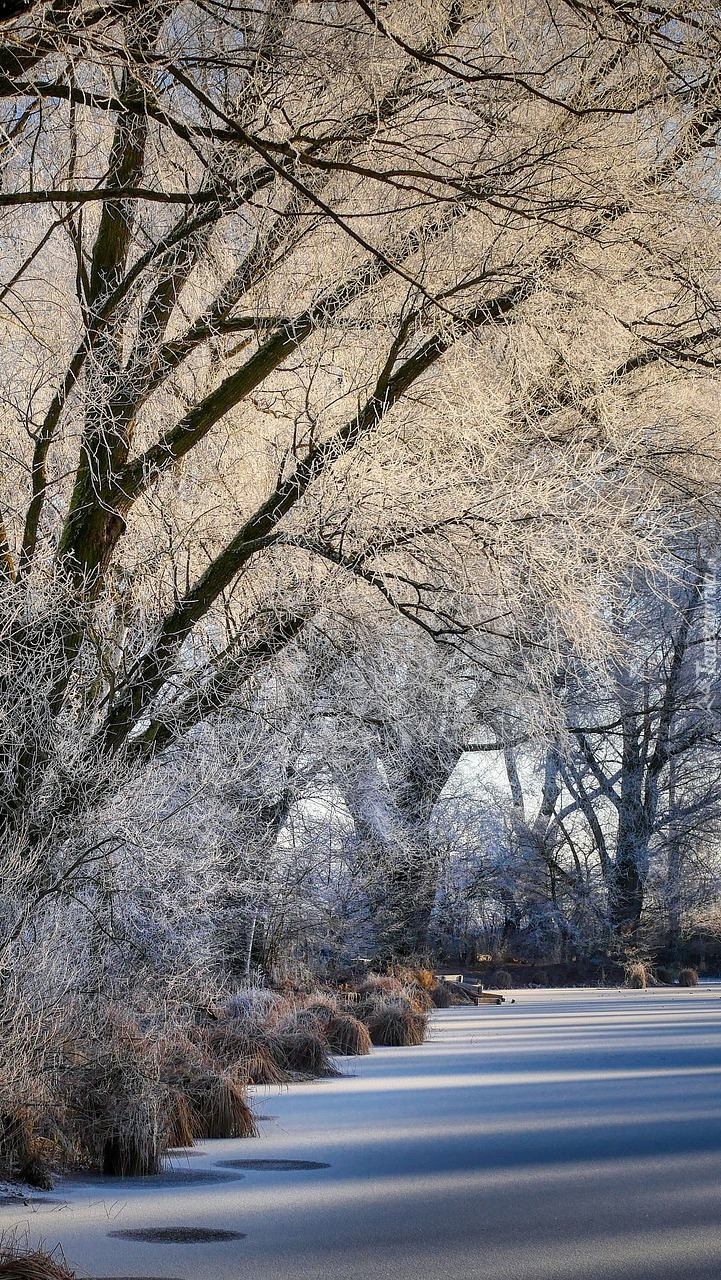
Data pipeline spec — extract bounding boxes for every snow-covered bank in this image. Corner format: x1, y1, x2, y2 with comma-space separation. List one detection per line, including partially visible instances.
5, 986, 721, 1280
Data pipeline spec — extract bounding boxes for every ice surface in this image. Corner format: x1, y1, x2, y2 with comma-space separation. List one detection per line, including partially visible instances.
5, 987, 721, 1280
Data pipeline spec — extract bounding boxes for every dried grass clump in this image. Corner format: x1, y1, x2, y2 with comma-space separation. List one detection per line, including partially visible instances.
0, 1245, 75, 1279
626, 962, 648, 990
183, 1070, 257, 1140
406, 986, 434, 1012
202, 1022, 255, 1068
293, 998, 339, 1031
411, 968, 437, 992
487, 969, 513, 990
324, 1015, 372, 1056
204, 1018, 303, 1080
364, 999, 428, 1048
165, 1091, 197, 1149
357, 973, 432, 1014
679, 967, 699, 987
396, 967, 448, 1008
62, 1026, 165, 1176
101, 1125, 159, 1178
357, 975, 405, 999
219, 989, 290, 1026
211, 988, 348, 1083
241, 1041, 291, 1086
200, 1022, 290, 1086
98, 1066, 163, 1178
429, 981, 454, 1008
160, 1027, 259, 1143
390, 967, 453, 1007
272, 1029, 340, 1078
0, 1109, 53, 1191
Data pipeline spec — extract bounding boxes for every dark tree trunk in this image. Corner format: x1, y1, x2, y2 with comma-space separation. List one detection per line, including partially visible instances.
611, 826, 646, 937
666, 754, 683, 958
343, 747, 461, 960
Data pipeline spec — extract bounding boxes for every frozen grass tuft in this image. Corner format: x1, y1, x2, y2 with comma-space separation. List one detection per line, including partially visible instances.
220, 989, 287, 1025
240, 1041, 292, 1087
408, 968, 436, 992
325, 1014, 372, 1056
0, 1110, 53, 1191
63, 1025, 165, 1177
202, 1023, 290, 1085
0, 1237, 74, 1280
364, 998, 428, 1047
626, 962, 648, 990
273, 1028, 340, 1078
183, 1070, 257, 1140
357, 975, 405, 999
429, 982, 454, 1008
165, 1091, 197, 1149
679, 967, 699, 986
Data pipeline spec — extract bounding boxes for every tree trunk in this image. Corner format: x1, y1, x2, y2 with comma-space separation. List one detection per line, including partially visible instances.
611, 796, 648, 937
666, 753, 683, 957
343, 747, 459, 959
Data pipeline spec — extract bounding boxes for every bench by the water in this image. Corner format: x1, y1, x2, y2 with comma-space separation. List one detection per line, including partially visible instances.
438, 975, 506, 1005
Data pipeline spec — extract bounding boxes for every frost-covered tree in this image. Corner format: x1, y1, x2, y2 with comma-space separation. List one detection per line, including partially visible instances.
557, 542, 721, 941
0, 0, 720, 980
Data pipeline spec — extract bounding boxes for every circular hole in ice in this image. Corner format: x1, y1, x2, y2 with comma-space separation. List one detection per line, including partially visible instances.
67, 1169, 243, 1188
107, 1227, 246, 1243
215, 1159, 330, 1171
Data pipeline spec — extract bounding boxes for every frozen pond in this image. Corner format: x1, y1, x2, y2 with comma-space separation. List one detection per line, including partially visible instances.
7, 986, 721, 1279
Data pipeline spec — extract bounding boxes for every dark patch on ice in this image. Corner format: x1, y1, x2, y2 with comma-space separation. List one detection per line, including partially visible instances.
0, 1195, 66, 1207
65, 1168, 244, 1188
216, 1158, 330, 1171
166, 1148, 208, 1157
108, 1227, 246, 1243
